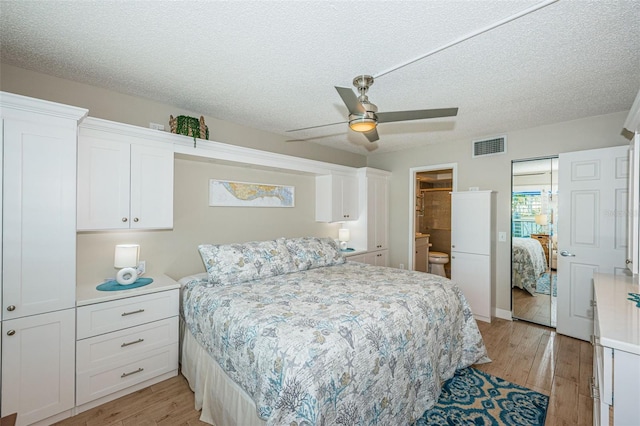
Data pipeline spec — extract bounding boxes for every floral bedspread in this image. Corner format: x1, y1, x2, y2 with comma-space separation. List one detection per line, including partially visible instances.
182, 262, 489, 426
512, 237, 547, 295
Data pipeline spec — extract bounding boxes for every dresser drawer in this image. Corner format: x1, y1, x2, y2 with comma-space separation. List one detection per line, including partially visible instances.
77, 289, 179, 339
77, 316, 178, 372
76, 343, 178, 405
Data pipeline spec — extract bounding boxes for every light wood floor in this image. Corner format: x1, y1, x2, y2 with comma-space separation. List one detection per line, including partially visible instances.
512, 287, 557, 327
55, 318, 592, 426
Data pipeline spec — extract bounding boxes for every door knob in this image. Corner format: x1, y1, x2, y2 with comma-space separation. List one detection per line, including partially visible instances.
7, 330, 15, 336
7, 305, 15, 311
560, 250, 576, 257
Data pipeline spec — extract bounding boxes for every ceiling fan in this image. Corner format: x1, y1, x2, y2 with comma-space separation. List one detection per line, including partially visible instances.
287, 75, 459, 143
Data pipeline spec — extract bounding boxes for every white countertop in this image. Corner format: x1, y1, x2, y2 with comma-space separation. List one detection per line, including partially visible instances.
76, 273, 180, 306
594, 272, 640, 355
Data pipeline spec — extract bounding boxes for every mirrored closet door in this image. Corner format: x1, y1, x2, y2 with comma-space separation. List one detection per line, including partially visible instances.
511, 157, 558, 327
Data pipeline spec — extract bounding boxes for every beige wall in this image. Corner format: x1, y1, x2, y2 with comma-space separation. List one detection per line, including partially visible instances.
366, 111, 629, 314
77, 158, 339, 284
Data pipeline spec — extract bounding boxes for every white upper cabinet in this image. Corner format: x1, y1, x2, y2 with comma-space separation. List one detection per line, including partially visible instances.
77, 119, 174, 231
315, 174, 358, 222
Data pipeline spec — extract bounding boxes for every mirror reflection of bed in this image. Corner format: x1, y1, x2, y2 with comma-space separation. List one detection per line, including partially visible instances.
511, 158, 558, 327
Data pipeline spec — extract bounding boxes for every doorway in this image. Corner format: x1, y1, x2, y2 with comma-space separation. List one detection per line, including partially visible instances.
409, 163, 457, 272
511, 157, 558, 327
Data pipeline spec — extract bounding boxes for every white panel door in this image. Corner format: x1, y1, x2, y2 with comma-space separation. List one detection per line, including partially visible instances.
130, 144, 174, 229
451, 251, 491, 322
2, 309, 75, 425
3, 119, 76, 319
557, 145, 628, 340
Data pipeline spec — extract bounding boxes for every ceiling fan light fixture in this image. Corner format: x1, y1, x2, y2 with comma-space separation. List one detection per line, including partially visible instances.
349, 113, 377, 133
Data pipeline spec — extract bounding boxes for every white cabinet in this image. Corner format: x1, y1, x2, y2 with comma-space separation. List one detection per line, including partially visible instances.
1, 91, 87, 425
2, 309, 76, 425
75, 280, 179, 412
77, 118, 174, 231
315, 174, 358, 222
592, 273, 640, 426
346, 250, 389, 267
348, 168, 390, 251
415, 237, 430, 273
450, 191, 495, 323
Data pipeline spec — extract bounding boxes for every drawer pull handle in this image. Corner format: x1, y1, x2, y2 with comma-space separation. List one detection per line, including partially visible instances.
121, 338, 144, 347
122, 308, 145, 316
121, 367, 144, 378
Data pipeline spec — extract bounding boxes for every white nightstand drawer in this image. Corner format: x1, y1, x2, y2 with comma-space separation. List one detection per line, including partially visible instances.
77, 317, 178, 372
77, 289, 179, 339
76, 343, 178, 405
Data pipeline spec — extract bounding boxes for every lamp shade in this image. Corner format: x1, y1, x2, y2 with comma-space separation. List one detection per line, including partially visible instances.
338, 228, 350, 242
114, 244, 139, 268
534, 214, 548, 226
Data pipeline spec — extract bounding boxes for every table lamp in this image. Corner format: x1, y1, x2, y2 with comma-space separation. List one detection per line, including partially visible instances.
338, 228, 350, 251
114, 244, 140, 285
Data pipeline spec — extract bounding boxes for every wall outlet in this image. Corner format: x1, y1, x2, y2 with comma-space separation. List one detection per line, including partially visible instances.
498, 231, 507, 242
149, 122, 164, 131
399, 263, 405, 270
137, 260, 146, 276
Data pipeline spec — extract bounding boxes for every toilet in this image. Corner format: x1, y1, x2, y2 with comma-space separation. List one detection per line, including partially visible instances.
428, 251, 449, 277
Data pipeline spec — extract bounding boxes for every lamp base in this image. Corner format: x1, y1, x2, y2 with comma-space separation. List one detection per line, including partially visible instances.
116, 267, 138, 285
339, 241, 348, 251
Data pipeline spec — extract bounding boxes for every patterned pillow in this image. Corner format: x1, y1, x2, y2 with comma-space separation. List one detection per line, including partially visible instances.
198, 239, 295, 286
284, 236, 346, 271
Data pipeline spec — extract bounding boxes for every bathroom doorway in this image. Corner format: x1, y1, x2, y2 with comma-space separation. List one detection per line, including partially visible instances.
409, 163, 457, 274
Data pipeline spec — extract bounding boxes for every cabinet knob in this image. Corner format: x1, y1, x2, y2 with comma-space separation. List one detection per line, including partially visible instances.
122, 217, 128, 222
6, 305, 15, 312
133, 217, 139, 222
626, 259, 632, 264
7, 330, 15, 336
451, 245, 455, 248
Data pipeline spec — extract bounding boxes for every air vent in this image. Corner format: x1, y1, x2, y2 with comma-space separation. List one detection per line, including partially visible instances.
472, 135, 507, 158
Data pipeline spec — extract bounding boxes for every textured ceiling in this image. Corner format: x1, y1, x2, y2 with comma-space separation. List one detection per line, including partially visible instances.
1, 0, 639, 155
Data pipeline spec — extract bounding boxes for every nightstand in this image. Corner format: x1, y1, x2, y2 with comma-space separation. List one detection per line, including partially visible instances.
75, 274, 180, 413
530, 233, 550, 265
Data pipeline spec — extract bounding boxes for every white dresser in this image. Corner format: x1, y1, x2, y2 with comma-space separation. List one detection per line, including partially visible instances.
592, 272, 640, 426
75, 275, 180, 413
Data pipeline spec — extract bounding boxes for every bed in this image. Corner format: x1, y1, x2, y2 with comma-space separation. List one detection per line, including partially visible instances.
179, 237, 489, 426
512, 237, 547, 295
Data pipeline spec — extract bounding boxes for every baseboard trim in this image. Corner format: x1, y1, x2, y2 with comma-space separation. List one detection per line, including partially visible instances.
493, 308, 512, 321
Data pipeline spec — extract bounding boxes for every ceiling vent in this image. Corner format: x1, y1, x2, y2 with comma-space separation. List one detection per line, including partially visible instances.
472, 135, 507, 158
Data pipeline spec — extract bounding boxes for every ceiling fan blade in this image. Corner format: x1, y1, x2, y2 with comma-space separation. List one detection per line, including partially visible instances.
363, 127, 379, 143
286, 120, 347, 132
335, 86, 365, 114
377, 107, 458, 123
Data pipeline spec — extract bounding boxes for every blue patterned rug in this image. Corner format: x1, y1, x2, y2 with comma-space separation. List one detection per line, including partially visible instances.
416, 367, 549, 426
535, 272, 557, 297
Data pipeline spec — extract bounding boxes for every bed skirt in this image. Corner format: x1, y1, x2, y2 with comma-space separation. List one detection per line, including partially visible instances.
181, 320, 266, 426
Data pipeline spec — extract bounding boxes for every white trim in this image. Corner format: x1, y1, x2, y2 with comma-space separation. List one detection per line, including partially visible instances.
81, 116, 361, 176
0, 91, 88, 123
407, 163, 458, 270
624, 89, 640, 134
494, 308, 513, 321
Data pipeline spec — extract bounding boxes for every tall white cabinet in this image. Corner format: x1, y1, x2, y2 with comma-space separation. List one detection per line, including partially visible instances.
450, 191, 495, 323
1, 92, 87, 425
347, 168, 391, 266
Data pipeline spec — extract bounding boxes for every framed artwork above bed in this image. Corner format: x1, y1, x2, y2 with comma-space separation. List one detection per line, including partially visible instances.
209, 179, 295, 207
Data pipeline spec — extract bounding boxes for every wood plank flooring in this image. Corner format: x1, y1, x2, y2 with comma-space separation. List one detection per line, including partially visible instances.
55, 318, 593, 426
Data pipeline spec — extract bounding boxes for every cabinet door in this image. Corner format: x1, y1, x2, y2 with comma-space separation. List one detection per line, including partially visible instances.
341, 175, 358, 221
450, 252, 491, 322
373, 250, 389, 267
2, 309, 75, 424
130, 144, 174, 229
451, 192, 491, 255
370, 176, 388, 251
3, 119, 76, 318
77, 135, 131, 230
